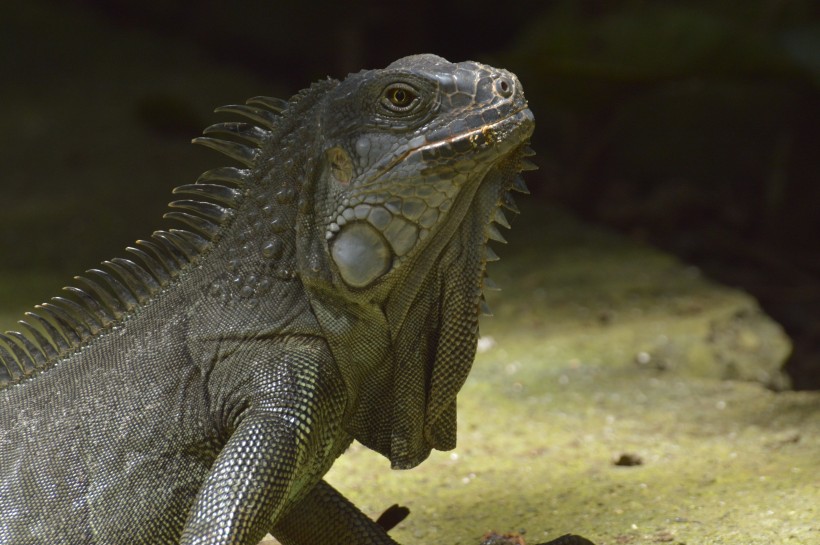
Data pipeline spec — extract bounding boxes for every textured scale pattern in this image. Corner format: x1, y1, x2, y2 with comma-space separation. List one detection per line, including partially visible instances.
0, 156, 250, 387
0, 55, 596, 545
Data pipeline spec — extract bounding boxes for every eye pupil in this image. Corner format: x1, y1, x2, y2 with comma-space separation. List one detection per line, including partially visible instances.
384, 85, 417, 111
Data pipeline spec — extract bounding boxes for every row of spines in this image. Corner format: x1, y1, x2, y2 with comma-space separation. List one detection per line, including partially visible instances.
0, 95, 290, 387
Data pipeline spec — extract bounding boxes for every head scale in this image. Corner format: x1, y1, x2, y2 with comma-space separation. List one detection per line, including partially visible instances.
297, 54, 535, 468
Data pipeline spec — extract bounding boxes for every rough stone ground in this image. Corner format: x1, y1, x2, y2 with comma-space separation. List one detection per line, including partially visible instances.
279, 206, 818, 545
5, 205, 816, 545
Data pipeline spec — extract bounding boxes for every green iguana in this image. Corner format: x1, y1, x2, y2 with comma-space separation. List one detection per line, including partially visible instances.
0, 54, 589, 545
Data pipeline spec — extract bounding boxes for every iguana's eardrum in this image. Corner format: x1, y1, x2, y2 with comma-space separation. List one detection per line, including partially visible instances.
0, 55, 541, 545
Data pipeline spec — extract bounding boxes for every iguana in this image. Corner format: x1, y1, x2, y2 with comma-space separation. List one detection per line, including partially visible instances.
0, 54, 589, 545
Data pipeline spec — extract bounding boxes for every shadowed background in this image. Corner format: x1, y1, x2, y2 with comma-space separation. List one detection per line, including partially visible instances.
1, 0, 818, 389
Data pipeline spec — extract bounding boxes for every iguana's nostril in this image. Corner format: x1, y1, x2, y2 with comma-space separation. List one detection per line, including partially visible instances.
495, 77, 513, 98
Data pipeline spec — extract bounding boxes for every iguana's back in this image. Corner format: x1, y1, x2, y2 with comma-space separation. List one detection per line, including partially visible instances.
0, 82, 343, 541
0, 279, 216, 540
0, 176, 336, 540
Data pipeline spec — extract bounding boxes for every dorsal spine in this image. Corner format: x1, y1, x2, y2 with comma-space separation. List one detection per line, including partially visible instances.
0, 95, 290, 389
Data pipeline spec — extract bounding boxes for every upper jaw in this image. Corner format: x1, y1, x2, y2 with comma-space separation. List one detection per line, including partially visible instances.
411, 106, 535, 172
362, 104, 534, 189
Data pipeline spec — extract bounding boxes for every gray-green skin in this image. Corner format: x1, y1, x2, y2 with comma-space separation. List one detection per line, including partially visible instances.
0, 54, 547, 544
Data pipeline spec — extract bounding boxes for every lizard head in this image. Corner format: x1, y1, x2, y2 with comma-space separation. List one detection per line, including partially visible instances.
314, 54, 534, 289
299, 54, 535, 468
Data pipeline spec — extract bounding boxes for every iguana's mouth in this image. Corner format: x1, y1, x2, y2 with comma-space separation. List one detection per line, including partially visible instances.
371, 106, 535, 182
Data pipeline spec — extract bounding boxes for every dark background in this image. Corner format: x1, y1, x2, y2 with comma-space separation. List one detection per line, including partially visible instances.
1, 0, 819, 387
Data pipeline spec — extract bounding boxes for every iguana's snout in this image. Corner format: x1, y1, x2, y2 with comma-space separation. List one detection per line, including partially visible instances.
315, 54, 534, 291
419, 63, 531, 167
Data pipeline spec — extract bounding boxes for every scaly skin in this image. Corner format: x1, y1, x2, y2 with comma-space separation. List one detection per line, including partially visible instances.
0, 55, 587, 545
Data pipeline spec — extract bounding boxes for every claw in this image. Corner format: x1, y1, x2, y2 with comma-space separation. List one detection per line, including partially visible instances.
536, 534, 598, 545
374, 504, 410, 532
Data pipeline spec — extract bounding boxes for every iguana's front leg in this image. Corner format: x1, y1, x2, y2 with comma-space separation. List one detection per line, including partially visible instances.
180, 413, 303, 545
272, 480, 399, 545
272, 481, 597, 545
179, 338, 347, 545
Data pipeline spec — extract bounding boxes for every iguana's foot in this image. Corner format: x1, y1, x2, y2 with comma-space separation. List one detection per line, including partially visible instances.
375, 504, 411, 532
535, 535, 597, 545
481, 531, 596, 545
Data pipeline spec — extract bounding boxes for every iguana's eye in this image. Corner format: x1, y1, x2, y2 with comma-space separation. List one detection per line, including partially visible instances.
381, 84, 419, 113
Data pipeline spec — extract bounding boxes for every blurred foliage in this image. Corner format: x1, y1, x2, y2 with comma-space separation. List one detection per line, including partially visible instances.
69, 0, 546, 80
507, 1, 818, 244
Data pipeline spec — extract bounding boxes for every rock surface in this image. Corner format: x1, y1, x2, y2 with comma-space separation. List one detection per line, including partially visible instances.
1, 202, 816, 545
269, 206, 817, 545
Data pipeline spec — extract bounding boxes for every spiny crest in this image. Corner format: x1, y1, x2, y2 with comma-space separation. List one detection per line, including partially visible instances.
0, 96, 288, 389
477, 144, 536, 318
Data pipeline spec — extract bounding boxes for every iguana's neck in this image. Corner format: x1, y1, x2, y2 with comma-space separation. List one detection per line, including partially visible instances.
298, 149, 522, 469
